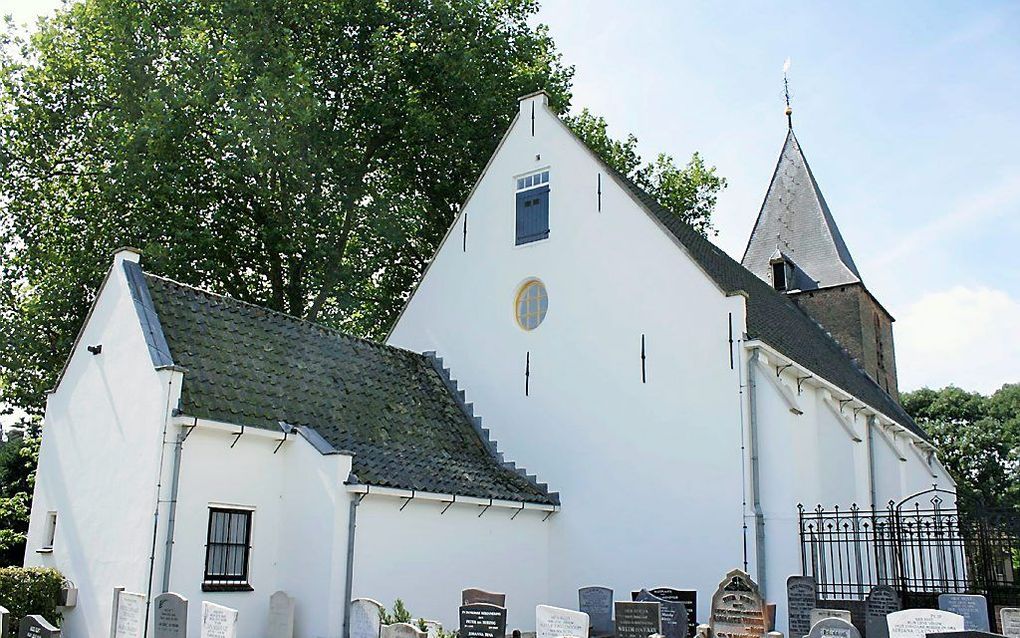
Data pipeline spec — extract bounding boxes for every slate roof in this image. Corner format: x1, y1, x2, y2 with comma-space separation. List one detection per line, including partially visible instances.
741, 130, 862, 291
135, 267, 558, 505
603, 166, 927, 440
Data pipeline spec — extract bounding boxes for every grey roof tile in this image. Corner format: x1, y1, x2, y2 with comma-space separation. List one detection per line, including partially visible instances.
142, 273, 558, 505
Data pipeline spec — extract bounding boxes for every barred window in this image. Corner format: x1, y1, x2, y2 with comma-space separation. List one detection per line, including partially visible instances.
203, 507, 253, 591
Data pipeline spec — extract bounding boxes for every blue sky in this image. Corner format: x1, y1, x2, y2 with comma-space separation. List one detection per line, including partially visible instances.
536, 0, 1020, 393
5, 0, 1019, 395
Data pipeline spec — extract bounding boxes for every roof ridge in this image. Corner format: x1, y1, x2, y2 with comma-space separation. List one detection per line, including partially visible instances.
142, 271, 425, 360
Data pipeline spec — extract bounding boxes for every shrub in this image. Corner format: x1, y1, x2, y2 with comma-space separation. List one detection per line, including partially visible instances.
0, 567, 63, 634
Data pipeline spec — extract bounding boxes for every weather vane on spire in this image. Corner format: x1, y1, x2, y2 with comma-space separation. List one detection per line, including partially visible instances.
783, 57, 793, 129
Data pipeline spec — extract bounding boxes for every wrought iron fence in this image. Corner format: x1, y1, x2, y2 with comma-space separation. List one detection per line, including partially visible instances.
798, 488, 1020, 611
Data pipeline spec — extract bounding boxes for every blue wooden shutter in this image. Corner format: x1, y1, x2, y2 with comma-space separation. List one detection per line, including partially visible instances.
515, 185, 550, 245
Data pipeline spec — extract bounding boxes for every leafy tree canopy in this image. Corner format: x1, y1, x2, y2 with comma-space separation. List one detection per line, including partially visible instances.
903, 384, 1020, 511
1, 0, 725, 417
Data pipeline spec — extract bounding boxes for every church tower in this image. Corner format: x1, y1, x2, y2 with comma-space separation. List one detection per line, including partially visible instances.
742, 123, 900, 399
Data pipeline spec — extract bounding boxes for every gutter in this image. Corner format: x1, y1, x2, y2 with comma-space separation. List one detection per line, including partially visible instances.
344, 484, 559, 513
746, 348, 767, 598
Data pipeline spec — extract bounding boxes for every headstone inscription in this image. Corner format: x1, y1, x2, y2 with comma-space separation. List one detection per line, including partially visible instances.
787, 576, 818, 638
579, 587, 614, 636
939, 595, 991, 632
350, 599, 384, 638
810, 610, 853, 627
463, 589, 507, 607
153, 592, 188, 638
614, 601, 661, 638
1, 605, 9, 638
200, 601, 239, 638
708, 569, 768, 638
17, 615, 60, 638
536, 605, 589, 638
806, 618, 860, 638
460, 603, 507, 638
267, 591, 295, 638
114, 591, 147, 638
636, 590, 688, 638
999, 609, 1020, 638
866, 586, 902, 638
380, 623, 427, 638
886, 609, 964, 638
929, 632, 1008, 638
640, 588, 698, 638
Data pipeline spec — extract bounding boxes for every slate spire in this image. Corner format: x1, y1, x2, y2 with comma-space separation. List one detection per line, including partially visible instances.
741, 130, 862, 291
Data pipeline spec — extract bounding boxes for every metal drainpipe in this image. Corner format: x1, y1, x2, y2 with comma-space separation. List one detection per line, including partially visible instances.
866, 416, 878, 510
341, 493, 364, 638
160, 426, 187, 593
747, 348, 767, 598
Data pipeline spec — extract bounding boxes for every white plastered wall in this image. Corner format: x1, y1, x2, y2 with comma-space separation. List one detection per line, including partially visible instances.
389, 93, 749, 627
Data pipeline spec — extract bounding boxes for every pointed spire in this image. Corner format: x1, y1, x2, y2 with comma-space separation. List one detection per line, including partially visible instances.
742, 129, 862, 291
783, 57, 793, 129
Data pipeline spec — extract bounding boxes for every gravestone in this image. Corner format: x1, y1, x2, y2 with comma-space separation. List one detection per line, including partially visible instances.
579, 587, 614, 636
807, 618, 860, 638
460, 603, 507, 638
153, 592, 188, 638
114, 591, 146, 638
380, 623, 427, 638
929, 632, 1008, 638
350, 599, 384, 638
886, 609, 964, 638
267, 591, 295, 638
200, 601, 239, 638
708, 569, 768, 638
463, 589, 506, 607
536, 605, 589, 638
614, 602, 661, 638
811, 610, 853, 627
636, 590, 688, 638
1, 605, 9, 638
640, 588, 698, 638
866, 586, 902, 638
420, 620, 442, 638
939, 595, 990, 632
17, 615, 60, 638
787, 576, 818, 638
999, 609, 1020, 638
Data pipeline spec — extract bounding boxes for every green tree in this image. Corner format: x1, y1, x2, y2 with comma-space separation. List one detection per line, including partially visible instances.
1, 0, 726, 420
903, 384, 1020, 511
0, 430, 40, 566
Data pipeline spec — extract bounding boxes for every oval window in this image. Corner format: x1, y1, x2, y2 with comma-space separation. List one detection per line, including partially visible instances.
515, 280, 548, 330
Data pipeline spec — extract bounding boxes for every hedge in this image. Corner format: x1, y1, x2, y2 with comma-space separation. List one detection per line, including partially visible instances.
0, 567, 63, 635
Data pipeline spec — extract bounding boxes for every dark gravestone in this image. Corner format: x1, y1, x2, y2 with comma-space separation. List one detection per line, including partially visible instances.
616, 602, 661, 638
787, 576, 817, 638
459, 604, 507, 638
636, 590, 688, 638
631, 588, 698, 637
462, 589, 506, 608
939, 596, 991, 632
579, 587, 614, 636
866, 586, 902, 638
708, 569, 767, 638
807, 618, 861, 638
154, 592, 188, 638
18, 616, 60, 638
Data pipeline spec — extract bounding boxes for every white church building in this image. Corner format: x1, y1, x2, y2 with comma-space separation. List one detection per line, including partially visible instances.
25, 91, 952, 638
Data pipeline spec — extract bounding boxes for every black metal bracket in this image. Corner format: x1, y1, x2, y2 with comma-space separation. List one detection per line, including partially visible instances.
597, 173, 602, 212
399, 490, 416, 512
776, 363, 793, 377
273, 431, 289, 454
354, 491, 368, 505
510, 502, 526, 520
478, 498, 493, 518
542, 509, 555, 522
796, 375, 813, 394
181, 416, 198, 444
839, 398, 853, 413
440, 496, 457, 515
853, 406, 866, 421
230, 424, 244, 448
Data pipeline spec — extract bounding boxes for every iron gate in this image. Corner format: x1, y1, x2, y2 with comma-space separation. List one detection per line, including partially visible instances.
798, 488, 1020, 616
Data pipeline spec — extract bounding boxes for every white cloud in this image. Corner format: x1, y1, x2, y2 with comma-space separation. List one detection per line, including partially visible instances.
897, 286, 1020, 394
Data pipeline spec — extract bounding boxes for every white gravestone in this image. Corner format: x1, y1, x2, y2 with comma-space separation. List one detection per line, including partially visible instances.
887, 609, 964, 638
380, 623, 427, 638
1000, 608, 1020, 638
268, 591, 295, 638
807, 618, 860, 638
200, 601, 239, 638
153, 593, 188, 638
114, 591, 147, 638
810, 610, 853, 627
420, 620, 442, 638
1, 605, 9, 638
350, 599, 384, 638
536, 605, 590, 638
